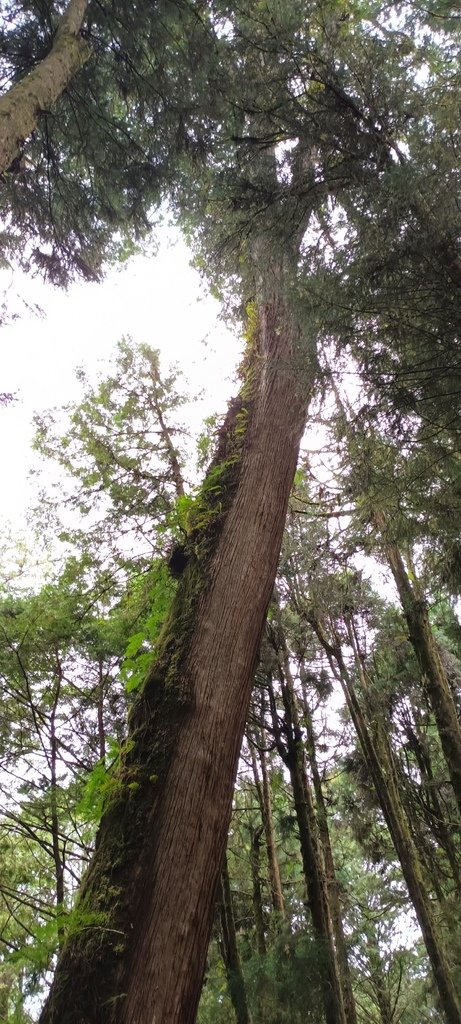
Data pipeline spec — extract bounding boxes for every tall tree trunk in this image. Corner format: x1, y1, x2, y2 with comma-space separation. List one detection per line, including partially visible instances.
249, 731, 286, 919
149, 358, 185, 500
49, 662, 65, 943
301, 694, 358, 1024
0, 0, 90, 175
308, 611, 461, 1024
219, 856, 253, 1024
373, 512, 461, 819
247, 823, 273, 1024
97, 656, 107, 763
403, 717, 461, 895
365, 929, 395, 1024
0, 969, 13, 1024
40, 258, 313, 1024
268, 649, 348, 1024
329, 384, 461, 820
249, 825, 267, 956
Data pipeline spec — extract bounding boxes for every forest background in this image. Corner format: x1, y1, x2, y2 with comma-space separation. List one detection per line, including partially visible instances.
1, 2, 461, 1024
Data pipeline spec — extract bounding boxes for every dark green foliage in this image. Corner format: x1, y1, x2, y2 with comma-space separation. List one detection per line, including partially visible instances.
1, 0, 220, 283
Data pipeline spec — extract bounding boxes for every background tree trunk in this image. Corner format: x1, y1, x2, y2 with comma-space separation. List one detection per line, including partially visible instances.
268, 642, 348, 1024
302, 696, 358, 1024
219, 856, 252, 1024
249, 732, 286, 919
249, 825, 267, 956
308, 612, 461, 1024
373, 512, 461, 818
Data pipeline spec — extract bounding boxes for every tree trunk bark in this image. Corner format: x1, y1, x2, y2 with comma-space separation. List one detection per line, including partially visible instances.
0, 0, 90, 175
39, 259, 312, 1024
219, 856, 253, 1024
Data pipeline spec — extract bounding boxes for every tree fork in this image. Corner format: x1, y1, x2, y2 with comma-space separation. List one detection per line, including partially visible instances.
39, 264, 313, 1024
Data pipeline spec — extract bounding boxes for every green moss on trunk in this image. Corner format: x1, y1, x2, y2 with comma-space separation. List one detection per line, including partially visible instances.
40, 330, 260, 1024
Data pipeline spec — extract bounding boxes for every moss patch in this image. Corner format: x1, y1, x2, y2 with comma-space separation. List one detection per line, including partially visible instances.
41, 311, 263, 1023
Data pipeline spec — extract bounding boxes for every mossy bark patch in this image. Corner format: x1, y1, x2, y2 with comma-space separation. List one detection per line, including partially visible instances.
40, 332, 259, 1024
40, 277, 312, 1023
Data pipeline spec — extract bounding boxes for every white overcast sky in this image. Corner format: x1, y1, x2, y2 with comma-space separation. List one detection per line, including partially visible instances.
0, 229, 397, 603
0, 229, 242, 530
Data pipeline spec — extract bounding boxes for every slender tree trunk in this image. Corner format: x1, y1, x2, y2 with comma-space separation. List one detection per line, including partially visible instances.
268, 652, 348, 1024
373, 512, 461, 819
219, 856, 252, 1024
149, 360, 185, 500
40, 257, 313, 1024
50, 713, 64, 911
308, 612, 461, 1024
247, 822, 272, 1024
0, 0, 90, 175
403, 718, 461, 895
249, 825, 267, 956
49, 663, 64, 943
329, 386, 461, 820
366, 930, 394, 1024
249, 732, 286, 919
302, 695, 358, 1024
97, 656, 107, 763
0, 970, 13, 1024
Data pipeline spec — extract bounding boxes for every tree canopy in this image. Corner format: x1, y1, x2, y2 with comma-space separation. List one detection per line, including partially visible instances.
1, 2, 461, 1023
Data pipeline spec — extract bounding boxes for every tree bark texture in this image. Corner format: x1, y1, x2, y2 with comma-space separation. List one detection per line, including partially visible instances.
40, 260, 313, 1024
0, 0, 90, 176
